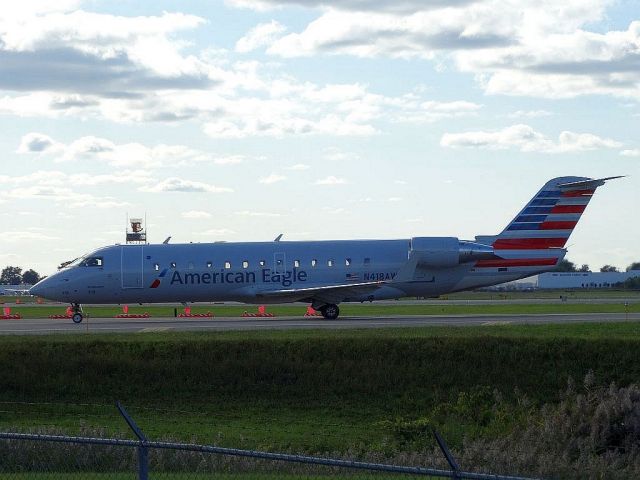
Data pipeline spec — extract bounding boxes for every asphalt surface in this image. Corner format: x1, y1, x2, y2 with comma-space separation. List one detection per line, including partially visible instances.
0, 313, 638, 335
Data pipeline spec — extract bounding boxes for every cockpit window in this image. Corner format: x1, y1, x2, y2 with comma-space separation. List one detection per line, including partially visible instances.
80, 257, 104, 267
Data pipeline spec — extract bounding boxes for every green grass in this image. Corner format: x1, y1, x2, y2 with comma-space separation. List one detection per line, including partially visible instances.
1, 322, 640, 453
3, 301, 640, 319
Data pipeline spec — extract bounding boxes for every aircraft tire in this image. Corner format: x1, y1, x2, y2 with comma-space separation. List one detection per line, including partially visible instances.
321, 304, 339, 320
72, 313, 84, 324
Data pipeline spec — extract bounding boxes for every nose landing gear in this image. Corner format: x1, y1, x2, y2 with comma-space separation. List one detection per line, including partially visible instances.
71, 303, 84, 324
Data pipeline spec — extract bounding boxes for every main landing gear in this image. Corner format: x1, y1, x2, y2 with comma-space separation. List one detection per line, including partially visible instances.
71, 303, 84, 324
319, 303, 340, 320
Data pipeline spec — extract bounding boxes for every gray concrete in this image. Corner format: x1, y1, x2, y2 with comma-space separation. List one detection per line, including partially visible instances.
0, 313, 638, 335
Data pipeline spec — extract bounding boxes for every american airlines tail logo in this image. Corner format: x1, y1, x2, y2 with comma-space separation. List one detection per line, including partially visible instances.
149, 268, 168, 288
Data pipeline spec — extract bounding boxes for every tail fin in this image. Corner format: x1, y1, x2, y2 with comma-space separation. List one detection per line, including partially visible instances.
474, 176, 621, 270
489, 176, 622, 250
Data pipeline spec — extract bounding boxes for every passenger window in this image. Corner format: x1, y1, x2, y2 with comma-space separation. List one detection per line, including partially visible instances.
276, 259, 283, 266
188, 262, 194, 270
206, 261, 213, 268
345, 258, 351, 266
154, 263, 160, 271
311, 259, 317, 267
259, 260, 266, 267
294, 260, 300, 268
328, 259, 334, 267
242, 260, 249, 269
170, 262, 176, 269
364, 258, 371, 265
225, 261, 231, 269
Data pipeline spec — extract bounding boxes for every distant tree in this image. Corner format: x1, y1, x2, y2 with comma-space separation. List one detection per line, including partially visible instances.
626, 262, 640, 272
578, 264, 591, 272
555, 259, 577, 272
21, 269, 41, 285
0, 266, 23, 285
600, 265, 619, 273
617, 276, 640, 289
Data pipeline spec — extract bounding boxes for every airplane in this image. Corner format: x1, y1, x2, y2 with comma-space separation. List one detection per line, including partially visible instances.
29, 176, 620, 323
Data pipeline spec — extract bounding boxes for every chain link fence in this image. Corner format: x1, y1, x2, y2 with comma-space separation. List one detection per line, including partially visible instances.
0, 403, 537, 480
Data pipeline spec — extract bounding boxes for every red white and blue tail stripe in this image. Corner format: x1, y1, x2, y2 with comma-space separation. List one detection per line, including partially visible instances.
474, 176, 622, 270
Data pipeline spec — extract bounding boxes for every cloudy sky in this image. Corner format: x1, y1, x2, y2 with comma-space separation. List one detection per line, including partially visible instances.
1, 0, 638, 275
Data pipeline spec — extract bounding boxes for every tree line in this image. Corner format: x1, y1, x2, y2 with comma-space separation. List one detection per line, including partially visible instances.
0, 266, 42, 285
555, 260, 640, 273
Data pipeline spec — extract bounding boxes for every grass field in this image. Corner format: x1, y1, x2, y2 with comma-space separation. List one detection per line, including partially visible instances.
1, 322, 640, 478
1, 301, 639, 319
0, 322, 640, 451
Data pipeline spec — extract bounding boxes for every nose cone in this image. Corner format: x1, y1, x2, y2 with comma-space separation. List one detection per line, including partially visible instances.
29, 277, 51, 299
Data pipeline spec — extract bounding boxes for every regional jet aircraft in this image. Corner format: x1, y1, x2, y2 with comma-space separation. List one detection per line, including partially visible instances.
30, 176, 619, 323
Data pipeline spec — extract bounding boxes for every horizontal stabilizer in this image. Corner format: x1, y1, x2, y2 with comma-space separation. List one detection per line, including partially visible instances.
557, 176, 625, 190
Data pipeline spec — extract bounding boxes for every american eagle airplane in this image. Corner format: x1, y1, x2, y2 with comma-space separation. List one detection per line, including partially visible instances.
30, 176, 619, 323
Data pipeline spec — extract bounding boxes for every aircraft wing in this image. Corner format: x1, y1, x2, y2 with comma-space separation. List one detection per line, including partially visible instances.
255, 281, 387, 304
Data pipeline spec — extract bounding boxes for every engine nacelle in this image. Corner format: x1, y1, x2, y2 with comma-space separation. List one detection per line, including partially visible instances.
410, 237, 496, 268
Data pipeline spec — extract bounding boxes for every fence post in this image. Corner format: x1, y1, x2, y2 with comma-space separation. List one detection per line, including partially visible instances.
433, 429, 460, 479
116, 401, 149, 480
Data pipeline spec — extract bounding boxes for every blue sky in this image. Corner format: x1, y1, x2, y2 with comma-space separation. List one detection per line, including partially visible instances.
1, 0, 638, 275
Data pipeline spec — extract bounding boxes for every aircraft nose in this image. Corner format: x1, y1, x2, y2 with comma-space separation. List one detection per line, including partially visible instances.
29, 278, 51, 298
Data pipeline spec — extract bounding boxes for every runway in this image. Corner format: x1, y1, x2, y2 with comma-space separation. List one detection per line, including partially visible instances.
0, 313, 638, 335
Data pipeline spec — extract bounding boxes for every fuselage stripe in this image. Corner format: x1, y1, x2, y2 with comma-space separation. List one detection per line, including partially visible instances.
475, 258, 559, 268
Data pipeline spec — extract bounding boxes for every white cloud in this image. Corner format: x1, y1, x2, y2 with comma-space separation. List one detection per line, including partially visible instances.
236, 21, 286, 53
507, 110, 553, 119
620, 149, 640, 157
440, 124, 622, 153
0, 170, 149, 207
286, 163, 310, 170
16, 132, 229, 169
182, 210, 212, 219
17, 132, 62, 153
0, 9, 212, 95
140, 178, 233, 193
0, 183, 128, 208
197, 228, 235, 236
233, 1, 639, 100
258, 173, 287, 184
316, 175, 347, 185
324, 148, 359, 162
226, 0, 456, 13
214, 155, 245, 165
0, 231, 60, 242
235, 210, 283, 217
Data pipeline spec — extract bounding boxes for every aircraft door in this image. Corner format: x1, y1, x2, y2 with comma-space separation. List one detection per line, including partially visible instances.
121, 245, 144, 289
274, 252, 286, 274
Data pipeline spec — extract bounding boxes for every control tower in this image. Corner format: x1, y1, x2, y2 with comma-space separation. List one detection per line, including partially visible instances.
126, 217, 147, 244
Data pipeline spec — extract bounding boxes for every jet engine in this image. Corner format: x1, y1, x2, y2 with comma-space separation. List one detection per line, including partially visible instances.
409, 237, 497, 268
